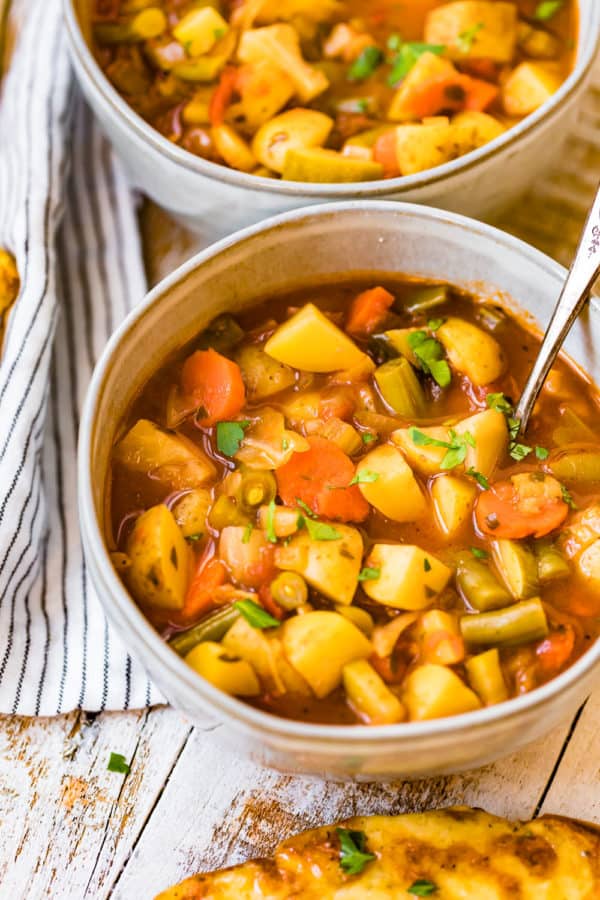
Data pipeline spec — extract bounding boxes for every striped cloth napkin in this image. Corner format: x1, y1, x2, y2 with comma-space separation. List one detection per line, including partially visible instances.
0, 0, 162, 713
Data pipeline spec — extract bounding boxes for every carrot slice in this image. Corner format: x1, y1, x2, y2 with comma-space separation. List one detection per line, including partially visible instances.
209, 66, 239, 126
181, 347, 246, 427
276, 436, 369, 523
475, 478, 569, 539
399, 72, 498, 119
346, 286, 395, 337
373, 131, 400, 178
536, 626, 575, 676
181, 557, 227, 623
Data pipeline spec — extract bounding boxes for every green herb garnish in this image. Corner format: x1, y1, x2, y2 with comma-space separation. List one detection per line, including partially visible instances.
408, 880, 438, 897
561, 484, 577, 509
296, 497, 317, 518
535, 446, 549, 460
234, 599, 279, 629
185, 532, 203, 543
510, 442, 533, 462
456, 22, 484, 53
265, 499, 277, 543
216, 420, 250, 457
409, 426, 475, 471
337, 828, 376, 875
534, 0, 563, 20
388, 42, 445, 85
302, 517, 342, 542
424, 557, 432, 572
466, 467, 490, 489
358, 566, 380, 582
471, 547, 488, 559
349, 470, 380, 486
408, 330, 451, 388
427, 317, 445, 332
242, 522, 253, 544
486, 392, 513, 415
362, 432, 376, 444
348, 46, 384, 81
107, 752, 130, 774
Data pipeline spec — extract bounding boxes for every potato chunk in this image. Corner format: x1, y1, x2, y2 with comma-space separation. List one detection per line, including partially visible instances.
432, 475, 477, 537
393, 426, 449, 476
451, 111, 505, 154
274, 524, 363, 605
235, 344, 296, 401
239, 25, 329, 103
356, 444, 427, 522
404, 664, 481, 720
126, 505, 190, 610
343, 659, 406, 724
185, 642, 260, 696
388, 52, 456, 121
172, 488, 211, 539
436, 317, 506, 385
265, 303, 366, 372
281, 611, 372, 697
502, 62, 562, 118
252, 108, 333, 173
455, 409, 508, 479
395, 121, 455, 175
283, 148, 383, 182
362, 544, 452, 610
114, 419, 216, 489
425, 2, 518, 62
222, 618, 286, 695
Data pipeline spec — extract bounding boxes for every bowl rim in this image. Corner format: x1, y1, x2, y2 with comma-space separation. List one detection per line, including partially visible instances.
79, 199, 600, 745
64, 0, 600, 199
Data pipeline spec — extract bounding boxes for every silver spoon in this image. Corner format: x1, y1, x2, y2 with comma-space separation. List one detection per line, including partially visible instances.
514, 182, 600, 433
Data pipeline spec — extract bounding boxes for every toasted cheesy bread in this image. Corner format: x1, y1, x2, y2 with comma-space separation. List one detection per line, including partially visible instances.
156, 806, 600, 899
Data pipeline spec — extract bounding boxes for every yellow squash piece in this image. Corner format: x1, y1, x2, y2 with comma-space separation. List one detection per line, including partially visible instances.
265, 303, 366, 372
356, 444, 427, 523
281, 611, 372, 697
424, 1, 518, 62
502, 62, 562, 118
274, 524, 363, 606
252, 109, 333, 174
404, 664, 481, 720
126, 505, 190, 610
173, 7, 228, 57
282, 148, 383, 183
157, 807, 600, 900
185, 641, 260, 696
238, 25, 329, 103
436, 317, 506, 385
342, 659, 406, 724
362, 544, 452, 610
431, 475, 477, 537
114, 419, 216, 489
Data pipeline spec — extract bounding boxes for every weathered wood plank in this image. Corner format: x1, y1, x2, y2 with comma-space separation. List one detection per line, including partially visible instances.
0, 707, 191, 898
110, 719, 570, 900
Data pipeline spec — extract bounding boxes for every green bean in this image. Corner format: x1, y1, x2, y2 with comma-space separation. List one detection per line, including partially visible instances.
169, 605, 240, 657
405, 285, 448, 314
374, 357, 426, 418
465, 648, 508, 705
270, 572, 308, 610
491, 539, 539, 600
456, 554, 511, 612
535, 541, 570, 583
548, 447, 600, 484
208, 495, 249, 530
460, 598, 549, 648
552, 409, 595, 447
239, 470, 277, 512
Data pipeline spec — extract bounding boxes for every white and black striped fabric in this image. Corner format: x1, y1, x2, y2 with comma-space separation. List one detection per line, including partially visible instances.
0, 0, 162, 713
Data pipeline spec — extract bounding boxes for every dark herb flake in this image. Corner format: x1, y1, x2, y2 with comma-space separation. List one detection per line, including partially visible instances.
408, 880, 438, 897
337, 828, 376, 875
358, 566, 380, 582
107, 752, 130, 774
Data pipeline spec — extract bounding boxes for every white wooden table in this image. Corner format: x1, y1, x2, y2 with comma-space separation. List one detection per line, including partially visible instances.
1, 41, 599, 900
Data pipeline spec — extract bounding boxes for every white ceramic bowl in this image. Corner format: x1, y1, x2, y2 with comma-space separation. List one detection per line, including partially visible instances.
79, 201, 600, 780
65, 1, 600, 238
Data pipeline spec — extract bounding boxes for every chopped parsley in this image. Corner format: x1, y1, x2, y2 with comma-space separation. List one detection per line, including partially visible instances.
423, 557, 432, 572
302, 517, 342, 541
358, 566, 380, 582
466, 467, 490, 489
471, 546, 488, 559
456, 22, 484, 53
409, 426, 475, 471
107, 752, 130, 775
242, 522, 253, 544
296, 497, 317, 518
185, 532, 203, 543
486, 392, 513, 415
561, 484, 577, 509
216, 420, 250, 457
510, 441, 533, 462
234, 599, 279, 629
427, 317, 445, 332
362, 432, 376, 444
388, 42, 445, 86
486, 396, 535, 462
534, 0, 563, 20
535, 446, 549, 460
265, 499, 278, 543
349, 470, 380, 486
348, 46, 384, 81
408, 880, 438, 897
408, 330, 451, 388
337, 828, 376, 875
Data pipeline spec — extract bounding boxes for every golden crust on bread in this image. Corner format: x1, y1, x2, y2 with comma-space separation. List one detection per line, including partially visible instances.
155, 806, 600, 899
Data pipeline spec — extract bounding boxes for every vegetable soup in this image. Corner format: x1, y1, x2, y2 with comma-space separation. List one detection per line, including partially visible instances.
92, 0, 577, 183
108, 277, 600, 726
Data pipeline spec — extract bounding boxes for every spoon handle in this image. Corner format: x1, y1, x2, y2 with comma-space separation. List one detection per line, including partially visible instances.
514, 182, 600, 433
